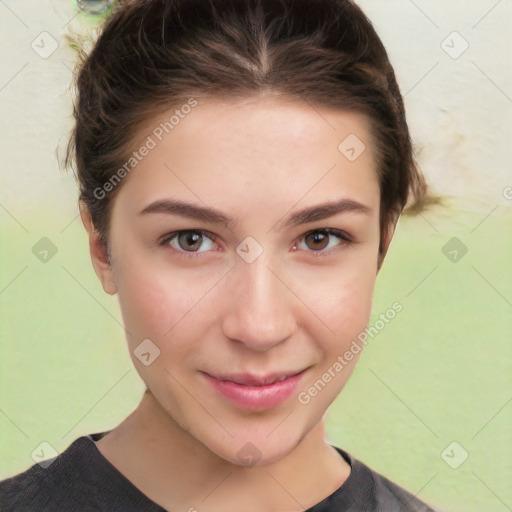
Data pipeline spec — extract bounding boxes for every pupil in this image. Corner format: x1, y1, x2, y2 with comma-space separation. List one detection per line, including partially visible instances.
309, 231, 327, 250
181, 232, 201, 251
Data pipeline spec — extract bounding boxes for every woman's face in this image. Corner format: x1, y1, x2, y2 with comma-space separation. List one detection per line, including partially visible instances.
89, 96, 389, 465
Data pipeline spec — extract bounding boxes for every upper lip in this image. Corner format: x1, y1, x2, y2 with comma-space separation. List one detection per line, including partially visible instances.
206, 369, 306, 386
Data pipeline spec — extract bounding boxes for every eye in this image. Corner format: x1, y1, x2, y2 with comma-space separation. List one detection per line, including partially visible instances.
295, 229, 352, 255
159, 228, 353, 260
159, 230, 217, 258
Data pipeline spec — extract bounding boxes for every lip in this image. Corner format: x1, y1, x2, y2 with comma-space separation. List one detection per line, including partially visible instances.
203, 369, 307, 410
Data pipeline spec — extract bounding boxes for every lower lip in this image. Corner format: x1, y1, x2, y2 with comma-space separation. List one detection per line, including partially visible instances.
203, 371, 305, 410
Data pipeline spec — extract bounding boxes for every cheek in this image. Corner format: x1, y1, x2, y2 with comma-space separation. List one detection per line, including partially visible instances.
293, 255, 377, 339
115, 262, 224, 343
116, 272, 205, 385
115, 268, 183, 343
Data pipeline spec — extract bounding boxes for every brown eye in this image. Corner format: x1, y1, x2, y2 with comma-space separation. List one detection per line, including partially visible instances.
296, 229, 352, 254
304, 231, 330, 251
177, 231, 203, 252
160, 230, 217, 257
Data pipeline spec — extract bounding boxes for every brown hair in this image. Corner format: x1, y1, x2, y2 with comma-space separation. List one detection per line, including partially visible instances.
65, 0, 433, 251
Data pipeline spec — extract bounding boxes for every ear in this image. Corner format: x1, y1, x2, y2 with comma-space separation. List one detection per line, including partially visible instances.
377, 219, 397, 273
79, 201, 117, 295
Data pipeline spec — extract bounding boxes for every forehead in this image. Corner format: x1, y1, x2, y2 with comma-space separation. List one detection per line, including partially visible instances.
114, 96, 380, 217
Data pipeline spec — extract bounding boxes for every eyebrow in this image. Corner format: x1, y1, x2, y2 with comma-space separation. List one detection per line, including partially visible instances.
139, 197, 372, 230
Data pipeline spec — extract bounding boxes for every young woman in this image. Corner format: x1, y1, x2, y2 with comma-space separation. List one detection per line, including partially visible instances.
0, 0, 441, 510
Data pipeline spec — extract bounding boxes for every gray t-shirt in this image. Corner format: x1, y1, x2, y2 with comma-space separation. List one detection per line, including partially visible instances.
0, 431, 440, 511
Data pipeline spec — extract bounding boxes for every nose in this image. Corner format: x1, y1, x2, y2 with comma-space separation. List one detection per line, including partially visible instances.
221, 249, 297, 352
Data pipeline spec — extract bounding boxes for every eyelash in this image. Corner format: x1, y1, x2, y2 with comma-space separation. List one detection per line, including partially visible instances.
158, 228, 354, 260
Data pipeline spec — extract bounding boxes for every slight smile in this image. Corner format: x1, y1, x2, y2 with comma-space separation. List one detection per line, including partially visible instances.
202, 368, 309, 410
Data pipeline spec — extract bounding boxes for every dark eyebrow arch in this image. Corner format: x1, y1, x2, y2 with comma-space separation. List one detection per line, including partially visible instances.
139, 198, 372, 230
139, 199, 236, 228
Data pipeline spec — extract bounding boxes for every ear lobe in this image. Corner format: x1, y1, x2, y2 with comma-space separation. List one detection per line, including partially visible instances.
79, 201, 117, 295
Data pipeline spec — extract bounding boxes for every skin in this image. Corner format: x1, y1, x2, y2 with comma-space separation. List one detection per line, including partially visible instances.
80, 94, 396, 512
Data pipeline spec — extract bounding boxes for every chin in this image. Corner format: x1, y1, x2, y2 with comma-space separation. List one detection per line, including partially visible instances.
205, 427, 304, 468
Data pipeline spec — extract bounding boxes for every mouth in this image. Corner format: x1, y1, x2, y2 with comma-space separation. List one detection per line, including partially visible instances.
202, 368, 308, 410
208, 370, 306, 387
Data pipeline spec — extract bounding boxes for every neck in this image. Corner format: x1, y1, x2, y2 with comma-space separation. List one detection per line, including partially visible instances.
96, 390, 350, 512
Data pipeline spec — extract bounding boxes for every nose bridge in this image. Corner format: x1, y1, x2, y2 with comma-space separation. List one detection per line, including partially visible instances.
222, 248, 295, 351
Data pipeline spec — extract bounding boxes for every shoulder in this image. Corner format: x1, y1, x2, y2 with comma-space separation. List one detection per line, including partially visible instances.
0, 433, 164, 512
325, 446, 442, 512
0, 436, 93, 511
